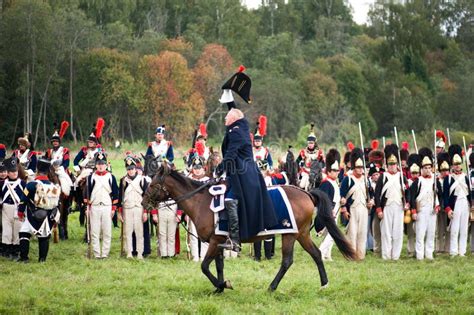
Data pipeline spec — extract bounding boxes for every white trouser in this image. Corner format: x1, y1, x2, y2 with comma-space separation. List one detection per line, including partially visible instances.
415, 205, 437, 260
436, 211, 450, 253
159, 207, 177, 257
449, 198, 469, 256
346, 204, 368, 259
2, 204, 22, 245
90, 204, 112, 258
406, 221, 416, 255
380, 203, 404, 260
320, 231, 334, 259
372, 214, 382, 254
189, 220, 208, 261
124, 205, 144, 258
471, 221, 474, 253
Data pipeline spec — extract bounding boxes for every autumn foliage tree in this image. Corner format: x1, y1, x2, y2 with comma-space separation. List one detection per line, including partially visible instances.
138, 51, 205, 144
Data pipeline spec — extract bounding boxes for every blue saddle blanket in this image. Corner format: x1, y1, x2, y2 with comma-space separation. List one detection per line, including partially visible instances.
215, 186, 298, 237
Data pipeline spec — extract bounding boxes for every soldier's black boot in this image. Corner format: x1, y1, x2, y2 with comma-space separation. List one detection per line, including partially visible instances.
218, 199, 241, 253
10, 244, 20, 260
17, 233, 30, 263
38, 236, 50, 263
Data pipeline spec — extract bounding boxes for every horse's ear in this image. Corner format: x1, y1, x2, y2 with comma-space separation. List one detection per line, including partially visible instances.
162, 161, 170, 175
141, 153, 146, 159
210, 146, 214, 154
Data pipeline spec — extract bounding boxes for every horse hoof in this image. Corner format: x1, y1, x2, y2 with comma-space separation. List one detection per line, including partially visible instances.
320, 282, 329, 290
213, 288, 224, 294
224, 280, 233, 290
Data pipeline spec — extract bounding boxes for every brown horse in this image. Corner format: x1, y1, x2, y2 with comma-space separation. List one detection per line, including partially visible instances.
142, 164, 358, 293
142, 163, 358, 293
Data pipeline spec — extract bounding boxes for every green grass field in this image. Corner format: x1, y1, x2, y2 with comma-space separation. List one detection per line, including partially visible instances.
1, 156, 474, 314
1, 211, 473, 314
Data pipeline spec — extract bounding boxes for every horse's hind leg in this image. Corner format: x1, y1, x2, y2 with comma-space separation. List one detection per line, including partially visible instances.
297, 233, 328, 288
268, 234, 296, 292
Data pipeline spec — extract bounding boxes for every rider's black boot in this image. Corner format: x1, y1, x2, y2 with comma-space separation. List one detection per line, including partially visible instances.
218, 199, 241, 253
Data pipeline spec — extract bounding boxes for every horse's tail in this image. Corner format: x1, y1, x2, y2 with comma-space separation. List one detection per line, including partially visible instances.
309, 189, 359, 261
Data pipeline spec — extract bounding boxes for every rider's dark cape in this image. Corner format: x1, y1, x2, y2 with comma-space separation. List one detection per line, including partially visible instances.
220, 118, 278, 240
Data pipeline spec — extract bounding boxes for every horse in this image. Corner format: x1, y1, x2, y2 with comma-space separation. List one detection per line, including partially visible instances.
142, 162, 358, 293
205, 148, 221, 177
281, 148, 298, 186
299, 158, 325, 191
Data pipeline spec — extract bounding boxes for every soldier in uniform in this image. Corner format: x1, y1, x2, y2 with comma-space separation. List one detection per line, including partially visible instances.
435, 130, 447, 155
318, 149, 341, 261
340, 148, 371, 259
443, 144, 471, 257
146, 125, 174, 163
185, 123, 210, 172
375, 144, 410, 260
73, 120, 104, 225
12, 133, 37, 181
253, 115, 273, 170
118, 155, 149, 259
17, 158, 61, 263
409, 148, 439, 260
469, 152, 474, 253
45, 122, 70, 171
400, 142, 410, 179
296, 123, 324, 189
406, 153, 421, 257
367, 162, 382, 254
155, 198, 180, 258
436, 152, 451, 253
84, 152, 119, 259
0, 157, 26, 259
187, 156, 210, 261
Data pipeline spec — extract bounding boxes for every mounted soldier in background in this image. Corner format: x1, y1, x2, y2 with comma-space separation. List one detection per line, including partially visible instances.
297, 123, 325, 191
72, 118, 105, 226
45, 121, 73, 240
12, 133, 37, 182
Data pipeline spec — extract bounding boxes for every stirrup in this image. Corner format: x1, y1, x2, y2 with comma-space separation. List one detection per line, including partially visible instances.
217, 238, 241, 252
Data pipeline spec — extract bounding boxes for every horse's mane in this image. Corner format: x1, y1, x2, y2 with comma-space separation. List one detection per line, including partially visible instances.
169, 170, 205, 189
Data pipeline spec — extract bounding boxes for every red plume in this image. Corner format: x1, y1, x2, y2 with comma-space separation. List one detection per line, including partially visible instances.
258, 115, 267, 137
402, 141, 409, 151
59, 121, 69, 139
0, 144, 5, 150
124, 151, 132, 156
196, 141, 205, 156
95, 118, 105, 139
436, 130, 447, 142
199, 123, 207, 138
346, 141, 355, 151
238, 65, 246, 73
371, 139, 379, 150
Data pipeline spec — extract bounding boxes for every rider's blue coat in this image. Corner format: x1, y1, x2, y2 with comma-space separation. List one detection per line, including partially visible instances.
219, 118, 278, 240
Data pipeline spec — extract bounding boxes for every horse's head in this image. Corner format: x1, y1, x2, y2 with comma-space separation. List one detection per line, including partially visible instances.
142, 153, 163, 178
142, 161, 171, 211
309, 159, 324, 188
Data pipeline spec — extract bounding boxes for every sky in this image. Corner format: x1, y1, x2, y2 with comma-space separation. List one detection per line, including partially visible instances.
242, 0, 375, 25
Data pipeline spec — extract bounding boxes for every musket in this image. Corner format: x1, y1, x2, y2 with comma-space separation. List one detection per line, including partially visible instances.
447, 128, 452, 146
358, 122, 370, 202
411, 129, 418, 154
394, 127, 407, 207
185, 220, 191, 260
53, 224, 59, 243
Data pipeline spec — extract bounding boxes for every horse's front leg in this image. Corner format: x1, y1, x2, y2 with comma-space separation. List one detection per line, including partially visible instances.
201, 239, 228, 293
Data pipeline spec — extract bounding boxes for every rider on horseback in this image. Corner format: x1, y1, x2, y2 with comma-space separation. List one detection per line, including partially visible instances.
296, 123, 325, 189
216, 66, 277, 252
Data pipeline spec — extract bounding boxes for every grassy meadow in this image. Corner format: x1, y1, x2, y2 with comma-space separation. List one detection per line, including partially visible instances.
1, 155, 473, 314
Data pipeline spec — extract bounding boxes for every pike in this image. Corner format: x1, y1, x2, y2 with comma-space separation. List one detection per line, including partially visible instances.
382, 136, 386, 148
447, 128, 452, 146
86, 177, 92, 259
358, 122, 370, 202
120, 178, 126, 257
411, 129, 418, 154
394, 127, 407, 207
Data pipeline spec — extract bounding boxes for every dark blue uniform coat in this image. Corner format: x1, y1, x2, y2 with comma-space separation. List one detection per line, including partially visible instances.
219, 118, 277, 240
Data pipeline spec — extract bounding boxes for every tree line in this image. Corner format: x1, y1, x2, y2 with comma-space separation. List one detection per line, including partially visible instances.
0, 0, 472, 149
